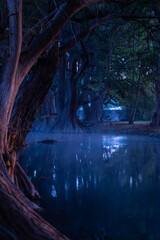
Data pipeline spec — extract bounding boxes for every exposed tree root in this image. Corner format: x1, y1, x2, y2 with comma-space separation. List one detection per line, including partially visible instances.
14, 162, 40, 201
0, 170, 70, 240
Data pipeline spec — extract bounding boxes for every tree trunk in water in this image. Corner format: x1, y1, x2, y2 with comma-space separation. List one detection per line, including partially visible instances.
53, 61, 85, 133
53, 44, 89, 133
0, 168, 69, 240
53, 55, 90, 133
0, 52, 70, 240
0, 44, 70, 239
6, 44, 60, 198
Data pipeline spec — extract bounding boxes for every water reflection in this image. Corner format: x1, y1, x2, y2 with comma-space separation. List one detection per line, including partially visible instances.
19, 134, 160, 240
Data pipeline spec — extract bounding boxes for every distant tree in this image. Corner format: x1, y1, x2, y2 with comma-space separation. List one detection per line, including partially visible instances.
52, 42, 89, 133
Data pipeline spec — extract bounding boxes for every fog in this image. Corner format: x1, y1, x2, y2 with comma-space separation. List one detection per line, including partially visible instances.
19, 133, 160, 240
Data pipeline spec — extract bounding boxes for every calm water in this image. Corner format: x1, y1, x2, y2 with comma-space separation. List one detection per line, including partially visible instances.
19, 134, 160, 240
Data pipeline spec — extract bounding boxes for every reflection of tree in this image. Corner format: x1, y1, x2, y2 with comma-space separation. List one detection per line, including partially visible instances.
19, 136, 160, 240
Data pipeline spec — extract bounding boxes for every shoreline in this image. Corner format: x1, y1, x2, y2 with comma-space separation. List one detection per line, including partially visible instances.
90, 121, 160, 138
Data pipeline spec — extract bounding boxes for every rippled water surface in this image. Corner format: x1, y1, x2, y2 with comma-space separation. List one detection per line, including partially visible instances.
19, 134, 160, 240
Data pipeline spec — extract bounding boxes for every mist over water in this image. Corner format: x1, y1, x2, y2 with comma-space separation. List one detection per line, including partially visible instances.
19, 133, 160, 240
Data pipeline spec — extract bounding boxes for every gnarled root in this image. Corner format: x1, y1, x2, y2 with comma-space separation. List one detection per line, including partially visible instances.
0, 170, 70, 240
14, 162, 40, 202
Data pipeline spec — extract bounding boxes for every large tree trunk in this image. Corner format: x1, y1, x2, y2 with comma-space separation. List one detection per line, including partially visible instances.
6, 44, 60, 198
151, 56, 160, 127
53, 43, 89, 133
53, 58, 86, 133
0, 44, 71, 240
0, 4, 68, 238
57, 30, 66, 114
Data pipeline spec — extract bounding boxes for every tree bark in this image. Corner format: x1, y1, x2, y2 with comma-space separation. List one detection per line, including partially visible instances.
5, 44, 59, 201
33, 89, 57, 132
129, 66, 141, 124
151, 56, 160, 127
57, 55, 66, 113
53, 57, 87, 133
0, 0, 22, 152
0, 169, 69, 240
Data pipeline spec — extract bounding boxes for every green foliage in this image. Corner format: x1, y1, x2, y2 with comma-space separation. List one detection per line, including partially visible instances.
76, 14, 159, 121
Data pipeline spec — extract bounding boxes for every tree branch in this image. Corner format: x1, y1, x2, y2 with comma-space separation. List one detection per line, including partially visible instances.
74, 0, 128, 7
2, 0, 22, 85
74, 41, 89, 80
19, 2, 69, 79
22, 7, 59, 48
18, 0, 129, 80
0, 0, 22, 129
60, 13, 160, 57
37, 113, 57, 119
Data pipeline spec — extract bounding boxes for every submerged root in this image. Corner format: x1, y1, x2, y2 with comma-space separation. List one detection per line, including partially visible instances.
0, 170, 70, 240
14, 163, 40, 202
51, 116, 90, 134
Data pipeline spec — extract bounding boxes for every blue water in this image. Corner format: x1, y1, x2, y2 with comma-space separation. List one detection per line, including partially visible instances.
19, 134, 160, 240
